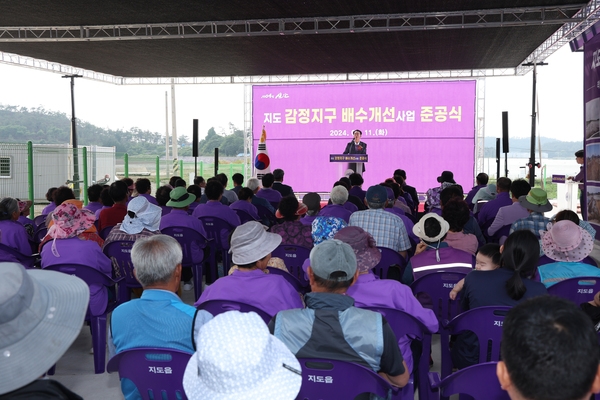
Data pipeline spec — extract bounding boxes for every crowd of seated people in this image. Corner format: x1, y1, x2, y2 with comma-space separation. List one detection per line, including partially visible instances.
4, 165, 600, 400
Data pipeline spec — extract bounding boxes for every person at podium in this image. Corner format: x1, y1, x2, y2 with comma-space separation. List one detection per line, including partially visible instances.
343, 129, 367, 173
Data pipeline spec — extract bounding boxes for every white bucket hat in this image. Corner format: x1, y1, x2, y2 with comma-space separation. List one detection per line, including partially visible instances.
0, 263, 89, 394
120, 196, 162, 234
183, 310, 302, 400
229, 221, 282, 265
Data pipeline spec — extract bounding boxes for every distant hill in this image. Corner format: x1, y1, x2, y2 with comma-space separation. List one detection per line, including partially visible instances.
484, 136, 583, 159
0, 105, 244, 156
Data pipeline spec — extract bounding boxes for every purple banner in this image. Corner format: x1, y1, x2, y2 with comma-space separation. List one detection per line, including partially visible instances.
252, 81, 476, 193
584, 33, 600, 237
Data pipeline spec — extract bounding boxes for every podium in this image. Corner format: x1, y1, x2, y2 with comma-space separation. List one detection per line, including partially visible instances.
330, 154, 368, 176
552, 175, 579, 212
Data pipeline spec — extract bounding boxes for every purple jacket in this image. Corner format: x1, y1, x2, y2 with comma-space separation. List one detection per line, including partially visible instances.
255, 188, 282, 204
230, 200, 260, 221
477, 192, 512, 227
192, 201, 241, 244
0, 219, 32, 255
84, 201, 104, 215
137, 193, 159, 206
319, 204, 352, 223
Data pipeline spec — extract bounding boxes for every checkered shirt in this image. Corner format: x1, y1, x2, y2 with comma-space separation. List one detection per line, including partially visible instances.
349, 208, 411, 252
509, 212, 550, 239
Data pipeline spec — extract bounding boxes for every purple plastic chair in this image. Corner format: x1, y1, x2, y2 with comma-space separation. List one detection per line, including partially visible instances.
33, 214, 47, 228
266, 266, 307, 294
197, 299, 272, 324
271, 244, 311, 289
364, 307, 433, 400
254, 204, 278, 227
99, 225, 115, 240
107, 348, 191, 400
538, 255, 597, 267
233, 208, 257, 224
441, 306, 511, 379
547, 276, 600, 305
197, 216, 235, 283
103, 240, 140, 303
161, 226, 210, 300
43, 263, 123, 374
429, 362, 509, 400
373, 246, 406, 280
296, 358, 398, 400
411, 271, 468, 328
0, 242, 39, 268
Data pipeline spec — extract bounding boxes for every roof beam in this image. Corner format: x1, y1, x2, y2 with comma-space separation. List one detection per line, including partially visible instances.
0, 5, 585, 42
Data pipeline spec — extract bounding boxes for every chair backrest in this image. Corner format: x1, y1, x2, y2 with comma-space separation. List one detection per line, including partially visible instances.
271, 244, 311, 287
254, 204, 278, 227
33, 225, 48, 244
160, 226, 208, 266
107, 348, 191, 400
430, 362, 509, 399
103, 240, 139, 286
33, 214, 47, 229
296, 358, 395, 399
547, 276, 600, 304
197, 216, 234, 250
197, 299, 272, 324
411, 271, 467, 325
266, 266, 307, 294
538, 255, 597, 267
0, 242, 37, 268
99, 225, 115, 240
373, 246, 406, 280
445, 306, 511, 364
43, 263, 121, 288
233, 209, 257, 224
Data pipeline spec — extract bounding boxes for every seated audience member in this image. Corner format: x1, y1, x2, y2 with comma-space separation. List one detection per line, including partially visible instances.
406, 213, 474, 284
216, 173, 238, 204
348, 172, 366, 202
231, 172, 244, 195
192, 180, 241, 243
98, 180, 129, 231
183, 311, 301, 400
41, 186, 58, 216
186, 184, 202, 214
553, 209, 596, 239
174, 179, 187, 188
497, 296, 600, 400
319, 185, 352, 223
449, 243, 501, 300
270, 239, 410, 389
121, 177, 135, 200
109, 235, 213, 400
442, 198, 479, 255
300, 192, 321, 226
349, 185, 411, 259
195, 221, 303, 316
471, 183, 496, 213
84, 183, 104, 214
53, 186, 76, 208
439, 184, 485, 246
340, 227, 438, 372
272, 168, 294, 197
95, 186, 114, 220
452, 230, 547, 369
0, 263, 88, 399
393, 169, 419, 215
16, 199, 34, 236
198, 177, 230, 206
464, 172, 488, 210
271, 196, 312, 248
155, 185, 173, 216
338, 178, 367, 211
509, 188, 552, 239
425, 170, 456, 212
168, 175, 182, 189
193, 175, 206, 193
477, 177, 512, 230
488, 179, 531, 242
256, 173, 282, 204
103, 196, 161, 249
134, 178, 159, 205
0, 197, 33, 255
383, 181, 412, 215
537, 220, 600, 287
229, 187, 260, 221
41, 203, 109, 316
247, 177, 276, 213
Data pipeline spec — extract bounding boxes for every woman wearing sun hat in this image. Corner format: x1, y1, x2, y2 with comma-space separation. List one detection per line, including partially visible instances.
40, 202, 111, 316
195, 221, 303, 317
340, 226, 438, 373
537, 220, 600, 287
270, 195, 313, 249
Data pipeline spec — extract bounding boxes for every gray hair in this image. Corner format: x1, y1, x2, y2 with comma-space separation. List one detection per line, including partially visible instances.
0, 197, 18, 221
131, 235, 183, 287
330, 186, 348, 205
247, 178, 261, 192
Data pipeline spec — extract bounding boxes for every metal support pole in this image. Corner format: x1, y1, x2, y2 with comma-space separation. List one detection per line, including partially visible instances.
156, 156, 160, 189
180, 160, 184, 178
124, 153, 129, 178
200, 161, 203, 177
522, 61, 547, 188
82, 147, 88, 205
62, 74, 82, 197
27, 141, 34, 218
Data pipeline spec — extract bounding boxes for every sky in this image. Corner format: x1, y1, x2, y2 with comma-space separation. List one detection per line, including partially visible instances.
0, 44, 585, 144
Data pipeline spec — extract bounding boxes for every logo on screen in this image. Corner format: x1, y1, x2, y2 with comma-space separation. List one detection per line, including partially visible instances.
261, 93, 290, 99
